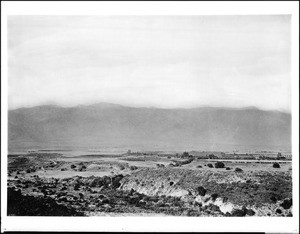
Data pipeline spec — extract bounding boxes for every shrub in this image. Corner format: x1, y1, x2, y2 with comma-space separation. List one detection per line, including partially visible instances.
276, 208, 282, 214
280, 198, 292, 209
197, 186, 207, 196
231, 208, 246, 217
235, 167, 243, 172
226, 167, 231, 170
211, 193, 218, 201
130, 166, 138, 170
215, 162, 225, 168
207, 163, 214, 168
197, 165, 202, 168
246, 209, 255, 216
270, 196, 277, 203
273, 162, 280, 168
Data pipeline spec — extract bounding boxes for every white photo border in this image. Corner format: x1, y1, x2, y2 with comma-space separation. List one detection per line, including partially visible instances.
1, 1, 299, 233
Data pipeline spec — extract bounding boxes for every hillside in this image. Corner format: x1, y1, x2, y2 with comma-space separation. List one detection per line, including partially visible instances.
8, 103, 291, 152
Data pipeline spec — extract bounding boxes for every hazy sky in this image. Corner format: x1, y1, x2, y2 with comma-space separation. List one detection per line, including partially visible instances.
8, 15, 291, 111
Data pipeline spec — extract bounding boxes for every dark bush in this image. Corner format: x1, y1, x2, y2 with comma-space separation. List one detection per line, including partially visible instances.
207, 163, 214, 168
280, 198, 292, 209
270, 195, 277, 203
197, 186, 207, 196
215, 162, 225, 168
210, 204, 220, 212
197, 165, 202, 168
130, 166, 138, 170
246, 209, 255, 216
235, 167, 243, 172
211, 193, 218, 201
74, 183, 80, 191
226, 167, 231, 170
70, 164, 76, 169
273, 162, 280, 168
231, 208, 246, 217
276, 208, 282, 214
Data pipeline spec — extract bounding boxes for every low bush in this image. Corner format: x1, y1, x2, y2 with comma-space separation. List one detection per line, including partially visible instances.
215, 162, 225, 168
280, 198, 292, 209
235, 167, 243, 172
197, 186, 207, 196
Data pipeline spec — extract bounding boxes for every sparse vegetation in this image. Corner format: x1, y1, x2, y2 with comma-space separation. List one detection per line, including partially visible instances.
7, 151, 292, 217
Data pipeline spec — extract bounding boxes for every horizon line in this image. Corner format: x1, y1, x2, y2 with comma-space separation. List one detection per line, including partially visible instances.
8, 101, 292, 114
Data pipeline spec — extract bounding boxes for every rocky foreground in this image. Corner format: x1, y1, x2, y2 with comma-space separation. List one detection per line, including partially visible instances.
7, 167, 292, 217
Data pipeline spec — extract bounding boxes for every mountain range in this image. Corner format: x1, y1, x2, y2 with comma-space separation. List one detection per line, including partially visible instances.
8, 103, 291, 152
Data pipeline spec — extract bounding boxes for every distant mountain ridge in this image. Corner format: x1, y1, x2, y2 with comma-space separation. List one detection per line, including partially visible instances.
8, 103, 291, 152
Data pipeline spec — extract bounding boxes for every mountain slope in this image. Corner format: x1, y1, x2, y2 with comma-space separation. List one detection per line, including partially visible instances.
8, 103, 291, 152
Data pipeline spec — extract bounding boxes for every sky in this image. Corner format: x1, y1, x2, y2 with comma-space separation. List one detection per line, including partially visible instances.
8, 15, 291, 111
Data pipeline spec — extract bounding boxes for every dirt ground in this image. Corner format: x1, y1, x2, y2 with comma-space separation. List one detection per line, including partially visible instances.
7, 152, 292, 217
